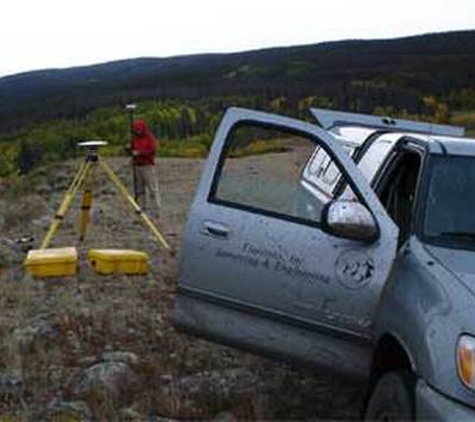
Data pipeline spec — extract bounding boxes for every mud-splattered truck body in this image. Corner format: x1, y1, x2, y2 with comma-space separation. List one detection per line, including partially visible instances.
173, 108, 475, 419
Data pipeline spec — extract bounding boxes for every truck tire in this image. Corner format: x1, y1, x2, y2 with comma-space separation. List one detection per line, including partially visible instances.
364, 370, 415, 421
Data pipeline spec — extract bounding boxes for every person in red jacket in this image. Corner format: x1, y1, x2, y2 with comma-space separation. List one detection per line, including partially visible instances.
131, 119, 161, 218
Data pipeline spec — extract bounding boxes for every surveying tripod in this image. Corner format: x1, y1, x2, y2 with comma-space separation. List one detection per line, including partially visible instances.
40, 141, 171, 252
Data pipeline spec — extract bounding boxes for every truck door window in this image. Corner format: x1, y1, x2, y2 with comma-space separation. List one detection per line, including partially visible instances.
377, 150, 421, 246
210, 123, 359, 225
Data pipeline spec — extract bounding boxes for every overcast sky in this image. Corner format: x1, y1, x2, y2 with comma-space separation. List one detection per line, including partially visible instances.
1, 0, 474, 78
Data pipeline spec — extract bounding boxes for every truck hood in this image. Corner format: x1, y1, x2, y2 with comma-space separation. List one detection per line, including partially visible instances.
425, 245, 475, 285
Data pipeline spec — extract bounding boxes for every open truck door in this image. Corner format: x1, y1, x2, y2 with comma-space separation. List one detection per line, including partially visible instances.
172, 108, 399, 377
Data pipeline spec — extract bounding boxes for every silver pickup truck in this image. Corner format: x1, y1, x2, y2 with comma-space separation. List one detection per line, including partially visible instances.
172, 107, 475, 420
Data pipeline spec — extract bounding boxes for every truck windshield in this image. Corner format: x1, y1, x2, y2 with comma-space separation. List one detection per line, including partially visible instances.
424, 155, 475, 248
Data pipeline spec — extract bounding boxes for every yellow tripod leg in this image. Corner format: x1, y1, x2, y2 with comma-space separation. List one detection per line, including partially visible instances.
41, 161, 91, 249
98, 158, 171, 252
78, 164, 95, 241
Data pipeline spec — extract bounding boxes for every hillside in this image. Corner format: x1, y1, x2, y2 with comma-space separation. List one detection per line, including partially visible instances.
1, 30, 475, 134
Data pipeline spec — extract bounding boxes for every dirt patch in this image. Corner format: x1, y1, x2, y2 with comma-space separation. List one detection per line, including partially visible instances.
0, 157, 366, 420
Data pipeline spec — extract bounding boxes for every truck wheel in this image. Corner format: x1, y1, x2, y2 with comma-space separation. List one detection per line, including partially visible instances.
364, 370, 415, 421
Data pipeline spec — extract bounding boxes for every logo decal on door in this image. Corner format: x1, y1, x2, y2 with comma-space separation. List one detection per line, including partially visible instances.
335, 250, 374, 289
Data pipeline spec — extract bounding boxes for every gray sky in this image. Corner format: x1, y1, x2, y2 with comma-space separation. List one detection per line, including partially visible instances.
1, 0, 474, 78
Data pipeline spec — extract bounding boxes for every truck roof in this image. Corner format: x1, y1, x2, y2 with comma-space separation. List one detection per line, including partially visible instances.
321, 127, 475, 161
413, 134, 475, 156
311, 108, 475, 156
311, 108, 465, 137
334, 128, 475, 157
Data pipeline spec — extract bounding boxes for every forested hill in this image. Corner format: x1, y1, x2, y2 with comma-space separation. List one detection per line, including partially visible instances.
1, 30, 475, 134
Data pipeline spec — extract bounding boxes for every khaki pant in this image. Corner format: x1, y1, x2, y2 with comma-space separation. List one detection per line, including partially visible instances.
135, 165, 161, 215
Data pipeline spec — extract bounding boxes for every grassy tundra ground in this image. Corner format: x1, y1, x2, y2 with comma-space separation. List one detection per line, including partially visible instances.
0, 157, 365, 421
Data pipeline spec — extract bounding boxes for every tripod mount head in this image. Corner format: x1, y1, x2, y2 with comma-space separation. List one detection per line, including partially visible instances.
125, 104, 137, 114
78, 140, 108, 162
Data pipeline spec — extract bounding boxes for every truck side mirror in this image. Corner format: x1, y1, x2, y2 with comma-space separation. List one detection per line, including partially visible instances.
322, 200, 379, 242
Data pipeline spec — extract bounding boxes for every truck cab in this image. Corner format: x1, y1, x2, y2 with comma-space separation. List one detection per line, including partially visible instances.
172, 107, 475, 420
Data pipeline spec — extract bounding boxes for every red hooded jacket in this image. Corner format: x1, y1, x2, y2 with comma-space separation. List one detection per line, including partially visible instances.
131, 120, 159, 166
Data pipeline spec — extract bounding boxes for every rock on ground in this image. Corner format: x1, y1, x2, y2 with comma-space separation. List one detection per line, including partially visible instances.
74, 360, 139, 407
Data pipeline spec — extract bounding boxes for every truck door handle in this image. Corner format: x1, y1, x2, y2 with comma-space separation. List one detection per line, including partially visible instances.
202, 221, 231, 239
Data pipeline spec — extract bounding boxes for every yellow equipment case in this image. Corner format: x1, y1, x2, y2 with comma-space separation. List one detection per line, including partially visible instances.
88, 249, 149, 275
25, 247, 78, 278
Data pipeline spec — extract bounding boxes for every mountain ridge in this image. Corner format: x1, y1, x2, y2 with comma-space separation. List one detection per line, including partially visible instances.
1, 29, 475, 133
2, 28, 474, 80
